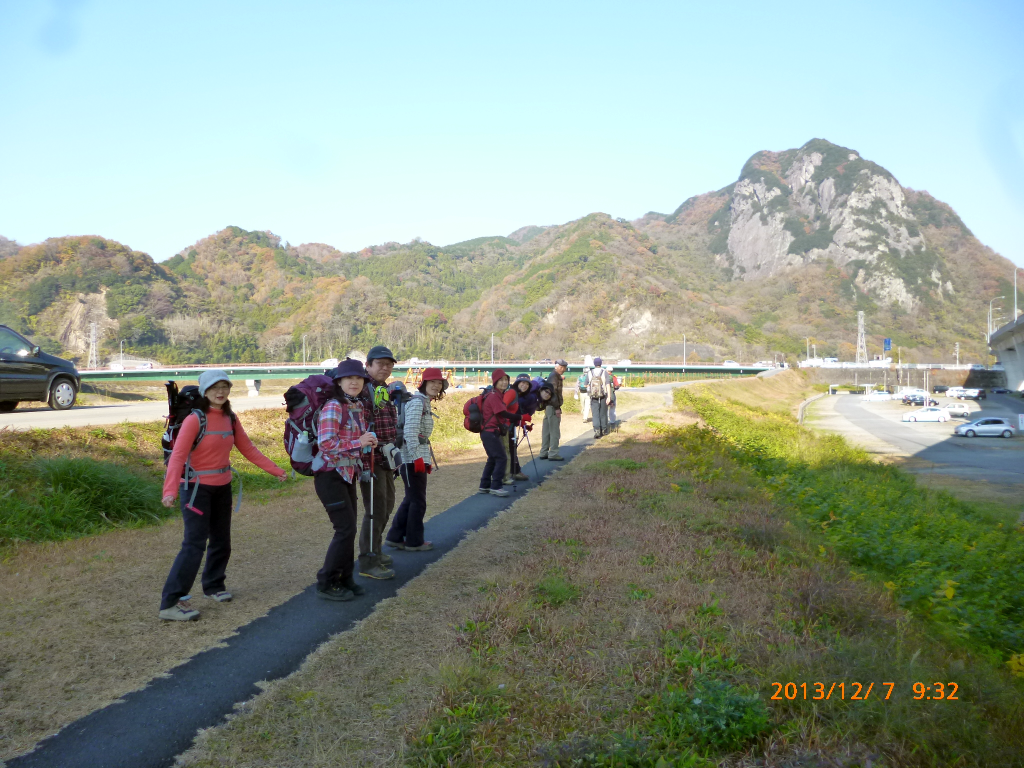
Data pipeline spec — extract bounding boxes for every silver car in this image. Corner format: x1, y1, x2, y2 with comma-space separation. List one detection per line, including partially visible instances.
954, 417, 1017, 438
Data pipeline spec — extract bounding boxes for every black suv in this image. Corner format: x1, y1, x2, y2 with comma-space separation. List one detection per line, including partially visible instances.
0, 325, 80, 411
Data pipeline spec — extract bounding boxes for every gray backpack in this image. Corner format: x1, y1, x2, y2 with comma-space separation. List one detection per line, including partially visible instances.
587, 368, 606, 399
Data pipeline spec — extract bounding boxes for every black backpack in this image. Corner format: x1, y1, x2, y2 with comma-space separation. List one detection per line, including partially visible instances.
161, 381, 236, 467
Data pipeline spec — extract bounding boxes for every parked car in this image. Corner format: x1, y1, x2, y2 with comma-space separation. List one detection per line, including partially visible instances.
961, 388, 986, 401
863, 390, 893, 401
722, 360, 739, 366
904, 394, 939, 406
990, 387, 1011, 394
0, 325, 80, 411
903, 407, 950, 423
932, 385, 949, 393
943, 402, 973, 418
954, 417, 1017, 438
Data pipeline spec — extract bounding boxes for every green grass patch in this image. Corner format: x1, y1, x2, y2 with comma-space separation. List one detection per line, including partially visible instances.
533, 575, 581, 607
0, 457, 167, 542
588, 458, 647, 473
674, 386, 1024, 665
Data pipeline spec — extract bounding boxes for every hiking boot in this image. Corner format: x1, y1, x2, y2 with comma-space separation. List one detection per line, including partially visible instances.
385, 539, 406, 549
594, 432, 603, 439
478, 487, 491, 494
379, 553, 394, 566
548, 453, 564, 461
204, 590, 232, 603
404, 541, 434, 551
489, 488, 510, 497
503, 475, 512, 485
513, 472, 529, 481
360, 564, 396, 580
341, 577, 366, 596
316, 584, 354, 601
538, 453, 548, 460
159, 601, 200, 621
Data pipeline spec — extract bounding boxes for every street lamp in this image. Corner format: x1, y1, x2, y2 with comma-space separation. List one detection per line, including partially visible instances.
989, 296, 1005, 337
1015, 266, 1023, 321
119, 339, 126, 363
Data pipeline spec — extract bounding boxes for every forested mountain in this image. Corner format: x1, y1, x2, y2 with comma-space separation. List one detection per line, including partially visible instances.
1, 139, 1019, 366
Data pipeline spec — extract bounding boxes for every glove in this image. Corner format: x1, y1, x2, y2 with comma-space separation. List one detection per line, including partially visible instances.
524, 422, 534, 432
521, 413, 532, 424
414, 458, 426, 473
426, 463, 433, 474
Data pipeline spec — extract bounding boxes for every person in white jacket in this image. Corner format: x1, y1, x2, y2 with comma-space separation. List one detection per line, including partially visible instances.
385, 367, 445, 552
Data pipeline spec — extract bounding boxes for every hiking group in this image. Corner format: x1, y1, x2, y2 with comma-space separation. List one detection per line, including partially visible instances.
156, 351, 576, 621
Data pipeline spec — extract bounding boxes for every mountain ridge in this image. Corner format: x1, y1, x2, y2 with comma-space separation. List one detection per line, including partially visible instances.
1, 139, 1019, 366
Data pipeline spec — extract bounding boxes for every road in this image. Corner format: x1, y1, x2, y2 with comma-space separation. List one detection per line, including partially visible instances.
0, 396, 285, 431
831, 393, 1024, 484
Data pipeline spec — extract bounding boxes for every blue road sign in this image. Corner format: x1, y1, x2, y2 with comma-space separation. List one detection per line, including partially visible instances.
883, 338, 892, 351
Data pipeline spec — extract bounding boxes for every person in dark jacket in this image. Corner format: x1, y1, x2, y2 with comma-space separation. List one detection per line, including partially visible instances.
540, 360, 567, 460
479, 369, 512, 497
503, 374, 534, 483
358, 345, 398, 580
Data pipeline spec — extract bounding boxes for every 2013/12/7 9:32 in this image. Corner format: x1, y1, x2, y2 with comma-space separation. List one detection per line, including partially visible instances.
770, 682, 960, 701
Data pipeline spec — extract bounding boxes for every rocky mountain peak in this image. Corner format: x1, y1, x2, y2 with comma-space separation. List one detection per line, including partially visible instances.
702, 139, 951, 310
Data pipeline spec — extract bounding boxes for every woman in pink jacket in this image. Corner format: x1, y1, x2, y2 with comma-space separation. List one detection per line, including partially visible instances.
159, 370, 286, 621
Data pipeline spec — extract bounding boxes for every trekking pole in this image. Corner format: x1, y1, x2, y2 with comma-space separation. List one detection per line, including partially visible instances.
368, 447, 375, 558
523, 428, 540, 483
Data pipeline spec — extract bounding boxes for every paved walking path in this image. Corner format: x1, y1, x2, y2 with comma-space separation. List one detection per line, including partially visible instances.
8, 411, 644, 768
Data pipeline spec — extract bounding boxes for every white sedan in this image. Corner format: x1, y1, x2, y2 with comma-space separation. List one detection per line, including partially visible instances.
954, 418, 1017, 438
902, 407, 951, 423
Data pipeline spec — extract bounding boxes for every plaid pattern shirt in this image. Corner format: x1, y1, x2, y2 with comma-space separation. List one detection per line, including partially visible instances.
361, 383, 398, 473
317, 397, 367, 484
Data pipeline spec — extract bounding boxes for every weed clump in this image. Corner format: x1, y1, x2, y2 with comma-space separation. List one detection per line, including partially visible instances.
1, 457, 166, 542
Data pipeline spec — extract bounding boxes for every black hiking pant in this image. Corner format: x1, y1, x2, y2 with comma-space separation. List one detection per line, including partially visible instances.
387, 463, 429, 547
160, 482, 232, 610
314, 471, 359, 589
480, 430, 506, 490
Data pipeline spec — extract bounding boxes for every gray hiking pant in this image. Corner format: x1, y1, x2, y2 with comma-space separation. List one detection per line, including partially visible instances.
541, 405, 561, 455
591, 398, 609, 435
358, 465, 396, 570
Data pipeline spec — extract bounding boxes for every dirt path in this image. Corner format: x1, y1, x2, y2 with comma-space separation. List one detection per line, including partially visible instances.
0, 398, 643, 763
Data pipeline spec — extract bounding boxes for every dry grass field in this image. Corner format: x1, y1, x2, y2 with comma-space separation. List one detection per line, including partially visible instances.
0, 390, 640, 762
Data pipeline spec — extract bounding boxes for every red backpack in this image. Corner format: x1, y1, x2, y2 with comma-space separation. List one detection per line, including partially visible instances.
463, 386, 492, 433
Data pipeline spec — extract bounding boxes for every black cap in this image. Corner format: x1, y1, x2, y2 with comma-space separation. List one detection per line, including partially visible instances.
366, 345, 396, 364
555, 359, 568, 367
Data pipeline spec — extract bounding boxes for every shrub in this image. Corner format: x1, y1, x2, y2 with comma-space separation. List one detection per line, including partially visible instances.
650, 678, 770, 751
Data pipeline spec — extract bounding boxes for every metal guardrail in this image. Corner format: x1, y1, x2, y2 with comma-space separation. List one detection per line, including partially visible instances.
79, 362, 772, 383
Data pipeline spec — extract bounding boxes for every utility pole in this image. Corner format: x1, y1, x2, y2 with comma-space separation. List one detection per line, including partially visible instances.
805, 337, 810, 360
490, 333, 494, 364
855, 311, 868, 364
120, 339, 126, 363
683, 334, 686, 366
302, 334, 307, 365
955, 342, 960, 366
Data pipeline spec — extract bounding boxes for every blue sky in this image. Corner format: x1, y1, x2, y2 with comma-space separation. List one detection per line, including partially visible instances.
1, 1, 1022, 268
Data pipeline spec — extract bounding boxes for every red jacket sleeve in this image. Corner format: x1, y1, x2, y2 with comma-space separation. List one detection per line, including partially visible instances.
162, 413, 199, 499
482, 391, 511, 431
232, 419, 287, 478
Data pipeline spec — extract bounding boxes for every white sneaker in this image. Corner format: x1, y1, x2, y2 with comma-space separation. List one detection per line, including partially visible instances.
490, 488, 510, 497
204, 591, 233, 602
159, 601, 200, 621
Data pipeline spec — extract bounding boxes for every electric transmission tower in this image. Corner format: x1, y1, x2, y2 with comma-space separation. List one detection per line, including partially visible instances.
88, 322, 99, 370
855, 311, 868, 364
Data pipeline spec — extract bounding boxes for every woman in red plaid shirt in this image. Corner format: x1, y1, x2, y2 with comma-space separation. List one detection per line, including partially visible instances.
314, 358, 378, 601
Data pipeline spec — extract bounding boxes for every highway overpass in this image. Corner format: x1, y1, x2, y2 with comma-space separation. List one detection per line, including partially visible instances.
991, 314, 1024, 393
79, 362, 770, 387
